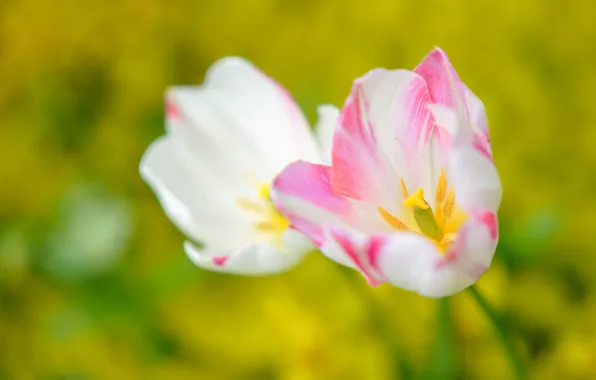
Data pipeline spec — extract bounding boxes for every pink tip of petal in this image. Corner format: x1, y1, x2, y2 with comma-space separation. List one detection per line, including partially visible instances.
212, 256, 229, 267
331, 229, 385, 286
476, 210, 498, 240
366, 236, 384, 273
165, 100, 182, 120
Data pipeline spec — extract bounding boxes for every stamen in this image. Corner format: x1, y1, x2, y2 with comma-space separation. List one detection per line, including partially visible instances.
255, 217, 288, 233
237, 198, 266, 214
404, 188, 429, 210
258, 183, 271, 200
378, 207, 408, 231
400, 178, 409, 200
443, 190, 455, 219
435, 204, 445, 231
436, 168, 447, 205
237, 182, 289, 242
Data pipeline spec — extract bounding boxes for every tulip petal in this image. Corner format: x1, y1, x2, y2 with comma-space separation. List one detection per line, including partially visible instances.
165, 87, 271, 181
183, 228, 313, 275
415, 47, 466, 110
314, 104, 340, 165
331, 69, 433, 203
201, 57, 319, 169
463, 85, 492, 155
272, 161, 390, 248
415, 48, 493, 158
449, 145, 502, 212
272, 161, 353, 247
376, 221, 494, 298
325, 227, 386, 286
140, 136, 258, 251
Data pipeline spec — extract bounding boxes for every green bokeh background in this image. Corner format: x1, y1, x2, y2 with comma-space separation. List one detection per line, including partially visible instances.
1, 0, 594, 379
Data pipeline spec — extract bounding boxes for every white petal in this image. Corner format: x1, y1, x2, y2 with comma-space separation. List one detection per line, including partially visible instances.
427, 104, 458, 136
464, 85, 489, 136
314, 104, 339, 165
417, 129, 444, 210
377, 232, 477, 297
448, 214, 497, 281
140, 136, 255, 251
201, 57, 319, 170
166, 86, 271, 180
449, 145, 502, 212
183, 228, 313, 275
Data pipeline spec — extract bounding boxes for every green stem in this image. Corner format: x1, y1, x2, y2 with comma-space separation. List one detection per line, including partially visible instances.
331, 264, 413, 380
429, 297, 457, 380
468, 286, 527, 380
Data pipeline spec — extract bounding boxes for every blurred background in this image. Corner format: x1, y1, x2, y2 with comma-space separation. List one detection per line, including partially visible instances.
0, 0, 594, 378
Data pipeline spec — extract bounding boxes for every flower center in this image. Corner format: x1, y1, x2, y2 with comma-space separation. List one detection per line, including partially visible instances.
377, 169, 465, 253
237, 183, 289, 244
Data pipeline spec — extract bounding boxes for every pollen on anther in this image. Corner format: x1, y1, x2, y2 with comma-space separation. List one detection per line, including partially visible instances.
436, 168, 447, 205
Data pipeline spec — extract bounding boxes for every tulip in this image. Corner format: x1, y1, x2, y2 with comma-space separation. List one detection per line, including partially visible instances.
272, 48, 502, 297
140, 57, 338, 274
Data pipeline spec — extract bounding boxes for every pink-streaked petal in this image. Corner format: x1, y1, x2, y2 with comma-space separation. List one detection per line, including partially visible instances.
475, 209, 498, 240
440, 211, 498, 287
449, 145, 502, 213
414, 47, 468, 119
325, 227, 386, 286
271, 161, 353, 247
331, 69, 434, 204
416, 48, 493, 159
183, 228, 313, 275
273, 161, 349, 214
376, 230, 492, 298
332, 78, 385, 200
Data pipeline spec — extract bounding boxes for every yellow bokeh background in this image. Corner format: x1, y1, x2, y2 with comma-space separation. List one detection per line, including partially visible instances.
1, 0, 595, 379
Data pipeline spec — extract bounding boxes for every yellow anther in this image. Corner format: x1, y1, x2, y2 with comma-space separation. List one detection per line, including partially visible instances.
378, 207, 409, 231
258, 183, 271, 200
237, 198, 265, 214
400, 178, 409, 200
443, 190, 455, 219
435, 204, 445, 231
238, 182, 289, 245
255, 214, 289, 234
404, 188, 429, 210
436, 168, 447, 205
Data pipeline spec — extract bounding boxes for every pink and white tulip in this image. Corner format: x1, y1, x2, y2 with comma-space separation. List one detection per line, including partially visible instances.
271, 48, 502, 297
140, 57, 338, 275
